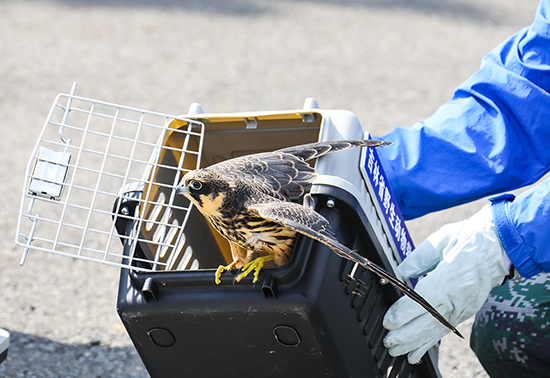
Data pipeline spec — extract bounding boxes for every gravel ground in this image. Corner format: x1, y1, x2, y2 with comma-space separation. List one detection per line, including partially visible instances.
0, 0, 541, 377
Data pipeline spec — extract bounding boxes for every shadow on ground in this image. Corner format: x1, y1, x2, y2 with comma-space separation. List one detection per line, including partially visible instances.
0, 331, 148, 378
7, 0, 499, 23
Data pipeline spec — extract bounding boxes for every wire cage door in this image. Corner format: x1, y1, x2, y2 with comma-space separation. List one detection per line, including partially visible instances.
16, 86, 205, 272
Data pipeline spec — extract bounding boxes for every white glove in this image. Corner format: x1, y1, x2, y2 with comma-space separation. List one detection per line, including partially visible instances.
382, 204, 511, 364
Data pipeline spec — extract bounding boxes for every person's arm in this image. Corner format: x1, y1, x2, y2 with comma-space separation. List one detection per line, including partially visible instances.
491, 177, 550, 278
381, 0, 550, 364
379, 0, 550, 220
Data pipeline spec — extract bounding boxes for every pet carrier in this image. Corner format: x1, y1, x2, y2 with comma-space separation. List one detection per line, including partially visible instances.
16, 85, 440, 378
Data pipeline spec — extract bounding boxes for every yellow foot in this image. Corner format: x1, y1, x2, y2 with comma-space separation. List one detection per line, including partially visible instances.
215, 260, 239, 285
236, 255, 275, 283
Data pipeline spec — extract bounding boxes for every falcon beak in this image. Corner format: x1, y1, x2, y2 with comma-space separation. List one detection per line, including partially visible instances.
175, 184, 189, 196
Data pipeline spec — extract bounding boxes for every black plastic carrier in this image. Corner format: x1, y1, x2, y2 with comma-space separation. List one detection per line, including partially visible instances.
115, 102, 441, 378
15, 90, 442, 377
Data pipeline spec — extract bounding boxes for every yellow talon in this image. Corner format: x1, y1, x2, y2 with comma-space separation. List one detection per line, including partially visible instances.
236, 255, 275, 283
215, 260, 239, 285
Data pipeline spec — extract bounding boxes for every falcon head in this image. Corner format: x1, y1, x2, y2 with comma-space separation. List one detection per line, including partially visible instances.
176, 169, 232, 213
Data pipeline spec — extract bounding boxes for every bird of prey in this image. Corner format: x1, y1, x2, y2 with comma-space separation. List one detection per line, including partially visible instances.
175, 139, 463, 338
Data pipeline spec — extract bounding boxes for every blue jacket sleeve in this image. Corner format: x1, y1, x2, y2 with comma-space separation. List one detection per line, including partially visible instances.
378, 0, 550, 277
490, 182, 550, 278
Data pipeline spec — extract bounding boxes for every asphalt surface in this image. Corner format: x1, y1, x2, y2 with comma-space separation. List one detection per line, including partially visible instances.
0, 0, 541, 377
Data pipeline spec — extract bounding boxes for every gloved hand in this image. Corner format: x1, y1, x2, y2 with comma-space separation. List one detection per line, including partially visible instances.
382, 204, 511, 364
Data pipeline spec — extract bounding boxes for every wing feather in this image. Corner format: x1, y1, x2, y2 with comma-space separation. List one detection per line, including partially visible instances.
250, 200, 463, 338
208, 139, 390, 199
210, 152, 317, 199
209, 139, 390, 199
275, 139, 391, 161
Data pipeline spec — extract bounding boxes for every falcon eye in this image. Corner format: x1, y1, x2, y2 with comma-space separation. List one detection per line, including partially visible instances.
189, 180, 203, 191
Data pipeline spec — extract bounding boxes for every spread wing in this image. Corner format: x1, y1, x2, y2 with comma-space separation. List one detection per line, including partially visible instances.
275, 139, 391, 161
208, 139, 391, 200
208, 152, 317, 199
249, 200, 463, 339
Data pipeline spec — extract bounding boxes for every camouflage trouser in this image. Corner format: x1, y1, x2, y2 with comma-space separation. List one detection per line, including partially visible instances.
470, 272, 550, 378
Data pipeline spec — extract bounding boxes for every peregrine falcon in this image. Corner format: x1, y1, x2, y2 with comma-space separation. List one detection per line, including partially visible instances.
176, 139, 462, 338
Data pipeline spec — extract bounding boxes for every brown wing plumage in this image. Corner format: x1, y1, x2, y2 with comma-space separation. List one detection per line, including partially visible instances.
208, 139, 391, 200
275, 139, 391, 161
209, 153, 315, 200
250, 201, 464, 339
177, 138, 462, 338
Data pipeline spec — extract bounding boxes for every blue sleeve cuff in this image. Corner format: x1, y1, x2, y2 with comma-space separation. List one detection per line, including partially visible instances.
490, 193, 542, 278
